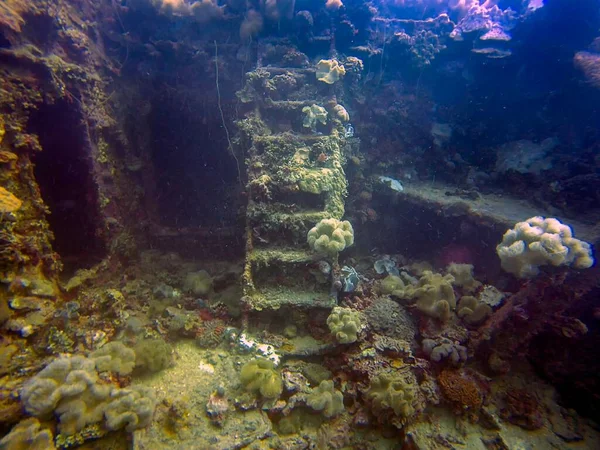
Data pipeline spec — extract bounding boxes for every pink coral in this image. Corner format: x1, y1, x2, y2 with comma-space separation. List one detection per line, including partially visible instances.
160, 0, 190, 15
574, 51, 600, 89
326, 0, 343, 10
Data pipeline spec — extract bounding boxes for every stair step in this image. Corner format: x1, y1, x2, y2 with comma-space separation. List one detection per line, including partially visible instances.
248, 247, 320, 265
243, 285, 335, 311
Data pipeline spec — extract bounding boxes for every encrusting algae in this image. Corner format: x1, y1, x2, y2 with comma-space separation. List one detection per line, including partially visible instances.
0, 186, 22, 213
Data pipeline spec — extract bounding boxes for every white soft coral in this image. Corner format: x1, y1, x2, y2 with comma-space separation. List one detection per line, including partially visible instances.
496, 216, 594, 278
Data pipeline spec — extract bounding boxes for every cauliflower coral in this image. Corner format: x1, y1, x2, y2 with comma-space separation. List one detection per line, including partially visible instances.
496, 216, 594, 278
307, 218, 354, 255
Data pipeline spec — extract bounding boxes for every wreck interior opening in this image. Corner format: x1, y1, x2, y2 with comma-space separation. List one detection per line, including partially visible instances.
30, 101, 106, 272
148, 85, 244, 231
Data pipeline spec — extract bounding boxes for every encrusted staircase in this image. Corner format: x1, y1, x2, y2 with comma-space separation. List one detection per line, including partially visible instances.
235, 59, 357, 312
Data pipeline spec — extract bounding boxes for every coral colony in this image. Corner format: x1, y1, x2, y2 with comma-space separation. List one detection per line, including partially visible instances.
1, 0, 600, 449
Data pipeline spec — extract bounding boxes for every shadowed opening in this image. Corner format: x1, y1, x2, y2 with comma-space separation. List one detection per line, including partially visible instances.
30, 101, 106, 271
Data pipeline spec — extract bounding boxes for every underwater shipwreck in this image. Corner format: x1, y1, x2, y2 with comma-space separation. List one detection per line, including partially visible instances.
1, 0, 600, 449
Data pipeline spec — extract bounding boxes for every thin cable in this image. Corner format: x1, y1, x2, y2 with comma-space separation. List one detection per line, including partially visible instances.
214, 40, 243, 189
